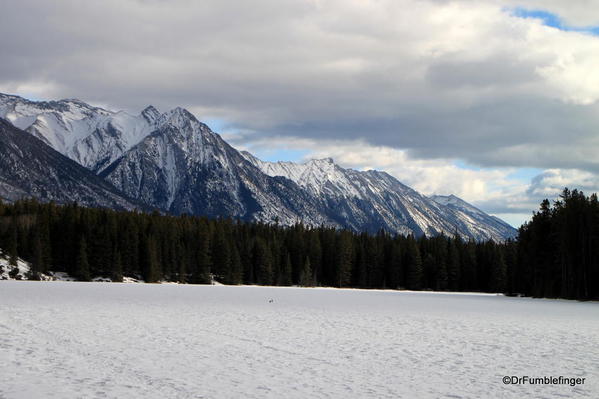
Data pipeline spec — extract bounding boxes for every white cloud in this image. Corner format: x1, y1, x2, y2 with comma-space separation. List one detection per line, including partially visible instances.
3, 0, 599, 222
227, 130, 599, 227
227, 133, 530, 209
498, 0, 599, 27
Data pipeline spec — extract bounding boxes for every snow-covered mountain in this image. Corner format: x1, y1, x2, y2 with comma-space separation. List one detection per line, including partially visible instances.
0, 93, 160, 173
430, 194, 516, 241
100, 108, 329, 225
243, 153, 517, 240
0, 92, 517, 240
0, 118, 141, 210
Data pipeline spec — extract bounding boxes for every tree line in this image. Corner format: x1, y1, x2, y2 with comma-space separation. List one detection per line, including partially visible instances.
516, 188, 599, 300
0, 188, 597, 300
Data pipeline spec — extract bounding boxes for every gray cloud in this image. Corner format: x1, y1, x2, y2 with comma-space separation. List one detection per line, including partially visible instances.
2, 0, 599, 192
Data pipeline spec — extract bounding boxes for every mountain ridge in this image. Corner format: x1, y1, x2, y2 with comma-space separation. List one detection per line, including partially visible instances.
0, 118, 143, 210
0, 92, 517, 240
243, 153, 516, 240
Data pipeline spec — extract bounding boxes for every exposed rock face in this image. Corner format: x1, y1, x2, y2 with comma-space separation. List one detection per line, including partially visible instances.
0, 92, 517, 240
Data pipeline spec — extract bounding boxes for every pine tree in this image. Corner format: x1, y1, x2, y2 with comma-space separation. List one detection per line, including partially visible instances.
229, 244, 243, 284
447, 239, 460, 291
194, 236, 212, 284
28, 231, 43, 280
335, 231, 353, 287
308, 232, 322, 285
142, 236, 161, 283
386, 240, 402, 289
278, 253, 293, 286
422, 253, 436, 289
8, 218, 18, 267
75, 237, 91, 281
300, 256, 313, 287
112, 250, 124, 282
490, 245, 507, 293
176, 242, 187, 283
461, 240, 477, 291
253, 238, 273, 285
406, 236, 423, 290
211, 226, 231, 283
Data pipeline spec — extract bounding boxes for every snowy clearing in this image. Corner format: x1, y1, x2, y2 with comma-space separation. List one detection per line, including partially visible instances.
0, 282, 598, 399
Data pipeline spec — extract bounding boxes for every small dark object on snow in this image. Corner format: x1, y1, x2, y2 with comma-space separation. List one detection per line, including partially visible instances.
268, 299, 274, 303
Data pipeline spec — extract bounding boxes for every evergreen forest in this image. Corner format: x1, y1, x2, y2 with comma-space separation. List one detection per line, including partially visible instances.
0, 187, 597, 300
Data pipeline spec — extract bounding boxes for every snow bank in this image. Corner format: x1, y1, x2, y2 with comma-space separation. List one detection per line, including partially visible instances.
0, 250, 142, 283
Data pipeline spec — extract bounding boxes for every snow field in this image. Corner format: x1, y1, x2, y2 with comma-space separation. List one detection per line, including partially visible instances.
0, 282, 598, 398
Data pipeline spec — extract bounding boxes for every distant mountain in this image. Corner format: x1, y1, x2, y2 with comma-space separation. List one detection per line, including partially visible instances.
0, 93, 160, 173
100, 108, 329, 225
0, 92, 517, 240
430, 194, 516, 241
0, 118, 141, 210
243, 153, 517, 240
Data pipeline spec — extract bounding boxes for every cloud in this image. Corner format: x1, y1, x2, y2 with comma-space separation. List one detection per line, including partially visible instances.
498, 0, 599, 27
3, 0, 599, 223
2, 1, 599, 163
227, 132, 599, 227
226, 133, 531, 214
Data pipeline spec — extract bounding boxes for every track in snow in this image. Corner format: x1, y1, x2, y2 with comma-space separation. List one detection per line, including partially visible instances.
0, 282, 597, 398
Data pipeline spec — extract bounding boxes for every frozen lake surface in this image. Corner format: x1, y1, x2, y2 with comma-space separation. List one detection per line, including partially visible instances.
0, 281, 598, 398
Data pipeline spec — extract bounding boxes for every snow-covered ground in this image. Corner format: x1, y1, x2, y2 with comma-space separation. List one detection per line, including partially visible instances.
0, 251, 143, 283
0, 282, 597, 399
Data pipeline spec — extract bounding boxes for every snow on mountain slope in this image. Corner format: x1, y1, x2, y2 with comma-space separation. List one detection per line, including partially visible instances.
0, 93, 159, 173
0, 92, 516, 240
430, 194, 517, 241
101, 109, 331, 225
243, 154, 517, 240
0, 118, 143, 210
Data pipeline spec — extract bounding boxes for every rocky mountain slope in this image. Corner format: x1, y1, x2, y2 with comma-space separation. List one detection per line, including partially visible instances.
100, 108, 329, 224
0, 93, 159, 173
0, 92, 517, 240
0, 118, 141, 210
243, 153, 517, 240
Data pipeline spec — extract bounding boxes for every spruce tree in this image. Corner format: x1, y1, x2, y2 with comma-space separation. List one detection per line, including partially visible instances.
335, 231, 353, 287
75, 237, 91, 281
112, 250, 124, 282
406, 236, 423, 290
211, 226, 231, 283
490, 245, 507, 293
194, 236, 212, 284
28, 232, 43, 280
229, 244, 243, 284
278, 253, 293, 286
447, 239, 460, 291
253, 238, 273, 285
142, 236, 161, 283
8, 218, 18, 267
308, 233, 322, 285
300, 256, 313, 287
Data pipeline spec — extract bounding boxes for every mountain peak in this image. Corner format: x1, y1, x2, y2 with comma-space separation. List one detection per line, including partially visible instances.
159, 107, 199, 128
141, 105, 161, 122
58, 98, 90, 107
0, 92, 517, 241
308, 157, 335, 166
0, 92, 17, 100
170, 106, 195, 118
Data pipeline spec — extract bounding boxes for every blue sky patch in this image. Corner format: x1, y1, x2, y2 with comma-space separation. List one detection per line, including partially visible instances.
507, 167, 543, 181
453, 160, 482, 172
253, 148, 310, 163
510, 7, 599, 35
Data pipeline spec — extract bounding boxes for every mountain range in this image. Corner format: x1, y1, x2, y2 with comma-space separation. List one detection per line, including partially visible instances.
0, 92, 516, 240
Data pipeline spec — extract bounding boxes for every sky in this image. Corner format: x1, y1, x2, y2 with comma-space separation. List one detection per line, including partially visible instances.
2, 0, 599, 227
